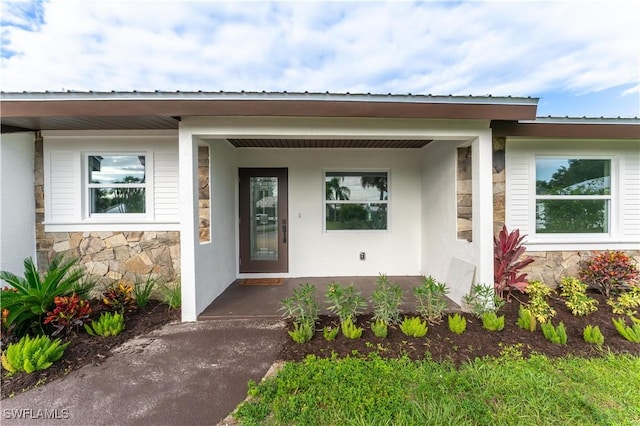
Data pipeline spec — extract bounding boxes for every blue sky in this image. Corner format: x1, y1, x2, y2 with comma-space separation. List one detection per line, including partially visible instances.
1, 1, 638, 117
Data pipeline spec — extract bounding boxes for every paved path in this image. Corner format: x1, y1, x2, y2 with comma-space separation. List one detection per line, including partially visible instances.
2, 319, 285, 426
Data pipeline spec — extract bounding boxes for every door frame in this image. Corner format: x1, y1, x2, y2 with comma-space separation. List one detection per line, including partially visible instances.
238, 168, 289, 273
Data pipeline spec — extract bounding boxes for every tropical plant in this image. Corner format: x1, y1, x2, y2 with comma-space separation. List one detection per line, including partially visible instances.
84, 312, 125, 337
579, 251, 639, 297
322, 325, 339, 341
69, 266, 99, 299
516, 305, 537, 332
325, 282, 367, 323
525, 281, 556, 324
607, 285, 640, 317
560, 276, 598, 316
133, 273, 158, 308
160, 280, 181, 309
369, 274, 403, 325
462, 283, 505, 318
280, 283, 320, 327
341, 317, 363, 339
541, 321, 568, 345
1, 334, 69, 375
583, 325, 604, 346
288, 321, 314, 344
482, 312, 505, 331
399, 316, 428, 338
612, 317, 640, 343
447, 313, 467, 334
413, 276, 449, 324
43, 293, 92, 336
0, 255, 84, 338
370, 319, 388, 338
493, 225, 534, 299
101, 281, 135, 312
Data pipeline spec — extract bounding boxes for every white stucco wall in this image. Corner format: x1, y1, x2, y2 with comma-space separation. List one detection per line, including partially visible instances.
0, 132, 36, 275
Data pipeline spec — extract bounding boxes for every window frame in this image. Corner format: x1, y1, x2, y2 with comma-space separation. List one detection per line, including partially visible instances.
531, 155, 614, 241
83, 152, 152, 220
323, 169, 390, 233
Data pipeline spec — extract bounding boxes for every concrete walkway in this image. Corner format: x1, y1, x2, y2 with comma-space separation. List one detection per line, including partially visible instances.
2, 319, 286, 426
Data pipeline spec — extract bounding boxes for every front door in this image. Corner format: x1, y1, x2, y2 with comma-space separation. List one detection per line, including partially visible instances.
239, 168, 289, 273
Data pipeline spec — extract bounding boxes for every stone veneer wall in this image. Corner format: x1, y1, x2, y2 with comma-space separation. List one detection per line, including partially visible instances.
492, 136, 640, 288
456, 146, 472, 242
34, 135, 180, 285
198, 146, 210, 243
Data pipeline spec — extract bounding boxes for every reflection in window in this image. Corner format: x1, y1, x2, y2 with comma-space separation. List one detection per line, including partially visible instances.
88, 155, 146, 214
535, 158, 610, 233
325, 171, 388, 230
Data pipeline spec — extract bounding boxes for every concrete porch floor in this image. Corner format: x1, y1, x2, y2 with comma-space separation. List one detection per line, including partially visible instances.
198, 276, 460, 320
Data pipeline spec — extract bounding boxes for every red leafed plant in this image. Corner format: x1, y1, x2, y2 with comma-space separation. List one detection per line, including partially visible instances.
579, 251, 639, 298
494, 225, 534, 300
44, 293, 92, 336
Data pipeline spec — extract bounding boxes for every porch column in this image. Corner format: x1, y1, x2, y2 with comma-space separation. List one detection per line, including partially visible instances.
473, 130, 495, 289
178, 127, 198, 321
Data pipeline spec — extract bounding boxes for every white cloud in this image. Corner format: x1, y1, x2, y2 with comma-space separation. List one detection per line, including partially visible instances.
1, 1, 638, 114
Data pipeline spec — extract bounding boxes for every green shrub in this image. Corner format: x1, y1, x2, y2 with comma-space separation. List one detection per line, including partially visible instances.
541, 321, 568, 345
525, 281, 556, 324
462, 283, 504, 318
288, 321, 314, 344
612, 317, 640, 343
133, 273, 158, 308
560, 276, 598, 316
0, 255, 84, 338
326, 282, 367, 323
84, 312, 125, 337
1, 334, 69, 375
370, 319, 388, 338
280, 283, 319, 326
481, 312, 505, 331
341, 317, 363, 339
583, 325, 604, 346
101, 281, 135, 312
413, 276, 449, 324
43, 293, 92, 336
322, 325, 339, 341
447, 313, 466, 334
516, 305, 537, 332
369, 274, 403, 325
579, 251, 639, 297
607, 285, 640, 316
399, 316, 428, 338
159, 280, 181, 309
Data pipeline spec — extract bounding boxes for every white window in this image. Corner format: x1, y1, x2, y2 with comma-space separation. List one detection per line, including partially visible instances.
535, 158, 611, 234
87, 154, 148, 216
324, 171, 388, 230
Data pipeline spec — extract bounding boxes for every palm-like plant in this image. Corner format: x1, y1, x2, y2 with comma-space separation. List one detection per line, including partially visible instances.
1, 255, 84, 338
326, 177, 350, 222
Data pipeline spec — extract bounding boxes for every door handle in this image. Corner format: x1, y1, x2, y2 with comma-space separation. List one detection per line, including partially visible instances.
282, 219, 287, 243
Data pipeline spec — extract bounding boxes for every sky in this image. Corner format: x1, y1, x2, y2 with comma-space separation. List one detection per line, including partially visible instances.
1, 0, 639, 118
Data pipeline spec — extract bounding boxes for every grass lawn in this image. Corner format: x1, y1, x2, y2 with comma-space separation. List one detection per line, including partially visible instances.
234, 350, 640, 426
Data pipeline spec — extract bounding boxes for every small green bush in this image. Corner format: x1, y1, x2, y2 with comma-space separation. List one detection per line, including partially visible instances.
326, 282, 367, 323
462, 283, 504, 318
370, 319, 388, 338
541, 321, 568, 345
159, 280, 181, 309
341, 317, 363, 339
413, 276, 449, 324
525, 281, 556, 324
607, 286, 640, 317
84, 312, 125, 337
482, 312, 505, 331
516, 305, 537, 332
133, 273, 158, 308
583, 325, 604, 346
288, 321, 314, 344
370, 274, 403, 325
560, 276, 598, 316
447, 313, 466, 334
612, 317, 640, 343
1, 334, 69, 375
322, 325, 339, 341
399, 316, 428, 338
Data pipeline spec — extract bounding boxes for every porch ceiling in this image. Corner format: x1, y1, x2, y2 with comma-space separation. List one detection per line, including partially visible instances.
227, 138, 432, 148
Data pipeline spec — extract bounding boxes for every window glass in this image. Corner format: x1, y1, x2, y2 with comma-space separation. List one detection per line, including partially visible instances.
88, 155, 146, 214
536, 159, 610, 195
325, 172, 388, 230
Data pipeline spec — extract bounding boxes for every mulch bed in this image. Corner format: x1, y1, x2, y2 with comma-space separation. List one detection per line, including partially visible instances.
1, 300, 180, 399
278, 292, 640, 364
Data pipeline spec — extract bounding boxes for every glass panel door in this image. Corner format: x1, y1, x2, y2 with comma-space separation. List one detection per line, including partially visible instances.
250, 177, 278, 261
